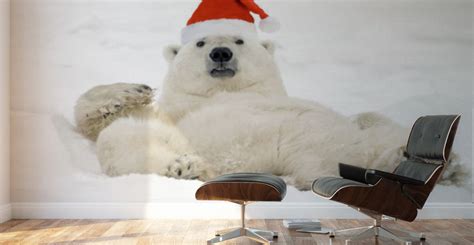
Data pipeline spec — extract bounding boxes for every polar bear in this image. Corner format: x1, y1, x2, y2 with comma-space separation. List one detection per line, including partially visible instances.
74, 36, 464, 190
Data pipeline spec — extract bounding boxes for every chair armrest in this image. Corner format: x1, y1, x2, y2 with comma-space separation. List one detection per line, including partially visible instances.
339, 163, 368, 184
365, 169, 425, 186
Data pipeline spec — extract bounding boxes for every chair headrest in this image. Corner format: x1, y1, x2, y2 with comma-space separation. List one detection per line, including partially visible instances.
406, 115, 460, 162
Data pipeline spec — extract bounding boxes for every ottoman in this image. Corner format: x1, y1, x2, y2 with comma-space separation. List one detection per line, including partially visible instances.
195, 173, 287, 244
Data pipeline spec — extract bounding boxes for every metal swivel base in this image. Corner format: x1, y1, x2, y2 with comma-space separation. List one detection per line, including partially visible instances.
207, 203, 278, 245
331, 208, 425, 245
331, 225, 425, 245
208, 227, 278, 245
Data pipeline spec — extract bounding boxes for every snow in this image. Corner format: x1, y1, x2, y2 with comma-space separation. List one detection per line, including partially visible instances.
10, 0, 472, 205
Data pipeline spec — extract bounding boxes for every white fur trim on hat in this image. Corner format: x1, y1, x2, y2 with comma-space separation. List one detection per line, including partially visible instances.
259, 16, 280, 33
181, 19, 258, 44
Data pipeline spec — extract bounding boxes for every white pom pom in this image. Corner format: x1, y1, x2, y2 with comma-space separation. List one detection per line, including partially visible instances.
259, 16, 280, 33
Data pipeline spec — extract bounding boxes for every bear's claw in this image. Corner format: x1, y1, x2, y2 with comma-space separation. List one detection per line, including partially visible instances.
164, 154, 202, 179
74, 83, 155, 141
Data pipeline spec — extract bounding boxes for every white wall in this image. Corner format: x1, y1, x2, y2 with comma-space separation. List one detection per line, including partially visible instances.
0, 0, 11, 223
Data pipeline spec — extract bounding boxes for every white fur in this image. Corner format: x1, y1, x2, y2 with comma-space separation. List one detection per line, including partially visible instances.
76, 36, 457, 191
159, 36, 287, 121
176, 92, 408, 188
259, 16, 281, 33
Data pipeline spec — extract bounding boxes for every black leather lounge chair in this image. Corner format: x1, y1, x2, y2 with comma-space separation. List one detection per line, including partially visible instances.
312, 115, 461, 244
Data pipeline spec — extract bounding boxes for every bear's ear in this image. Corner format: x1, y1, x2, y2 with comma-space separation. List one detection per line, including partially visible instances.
163, 45, 181, 63
261, 40, 276, 55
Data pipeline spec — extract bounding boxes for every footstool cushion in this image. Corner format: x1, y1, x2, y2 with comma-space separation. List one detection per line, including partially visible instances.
195, 173, 287, 202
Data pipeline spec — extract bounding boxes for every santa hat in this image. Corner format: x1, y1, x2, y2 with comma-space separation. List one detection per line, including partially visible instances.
181, 0, 280, 44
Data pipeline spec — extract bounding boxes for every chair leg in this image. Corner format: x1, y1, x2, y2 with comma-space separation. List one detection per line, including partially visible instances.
345, 227, 377, 244
208, 203, 278, 244
379, 226, 426, 244
245, 228, 272, 245
248, 228, 278, 239
389, 226, 426, 241
207, 228, 243, 245
331, 226, 373, 237
378, 227, 410, 243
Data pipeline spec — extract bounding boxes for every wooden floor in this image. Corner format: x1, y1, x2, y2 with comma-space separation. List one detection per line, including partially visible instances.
0, 219, 473, 244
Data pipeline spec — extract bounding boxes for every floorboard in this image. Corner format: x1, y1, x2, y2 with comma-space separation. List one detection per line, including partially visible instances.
0, 219, 472, 244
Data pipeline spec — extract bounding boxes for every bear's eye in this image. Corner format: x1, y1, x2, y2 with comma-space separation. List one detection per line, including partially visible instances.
196, 41, 205, 48
235, 39, 244, 45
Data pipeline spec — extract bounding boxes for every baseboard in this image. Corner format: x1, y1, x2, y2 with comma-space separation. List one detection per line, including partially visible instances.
0, 204, 12, 223
11, 202, 474, 220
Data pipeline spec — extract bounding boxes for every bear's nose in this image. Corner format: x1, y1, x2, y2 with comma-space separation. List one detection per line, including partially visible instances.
210, 47, 233, 62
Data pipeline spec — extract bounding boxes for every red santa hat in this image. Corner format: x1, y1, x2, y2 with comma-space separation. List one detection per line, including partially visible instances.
181, 0, 280, 44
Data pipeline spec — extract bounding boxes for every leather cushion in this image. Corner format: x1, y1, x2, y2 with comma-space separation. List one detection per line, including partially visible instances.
394, 160, 440, 182
312, 177, 368, 198
406, 115, 459, 161
203, 172, 287, 197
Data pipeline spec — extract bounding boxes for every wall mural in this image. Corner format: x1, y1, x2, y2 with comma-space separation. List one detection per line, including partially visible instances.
72, 0, 467, 191
11, 0, 472, 204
